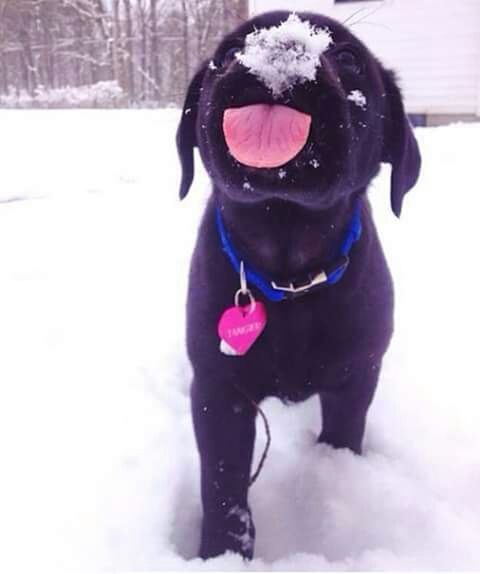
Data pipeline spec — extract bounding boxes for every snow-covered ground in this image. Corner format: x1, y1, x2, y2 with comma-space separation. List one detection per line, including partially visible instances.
0, 111, 479, 571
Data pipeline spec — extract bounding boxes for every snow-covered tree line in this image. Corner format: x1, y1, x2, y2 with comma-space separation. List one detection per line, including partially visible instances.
0, 0, 247, 107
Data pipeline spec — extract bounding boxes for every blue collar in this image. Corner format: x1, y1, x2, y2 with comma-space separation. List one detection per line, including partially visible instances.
216, 200, 362, 302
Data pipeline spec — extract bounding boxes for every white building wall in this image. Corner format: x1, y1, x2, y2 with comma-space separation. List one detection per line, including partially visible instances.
249, 0, 480, 116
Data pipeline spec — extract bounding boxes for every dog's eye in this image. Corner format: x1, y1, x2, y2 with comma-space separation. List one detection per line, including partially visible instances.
334, 49, 363, 75
222, 47, 240, 68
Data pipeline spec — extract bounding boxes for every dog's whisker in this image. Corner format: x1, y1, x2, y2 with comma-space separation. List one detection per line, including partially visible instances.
348, 2, 388, 29
224, 6, 249, 23
349, 21, 392, 32
341, 6, 371, 27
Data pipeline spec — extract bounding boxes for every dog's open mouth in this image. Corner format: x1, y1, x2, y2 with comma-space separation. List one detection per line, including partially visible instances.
223, 104, 312, 169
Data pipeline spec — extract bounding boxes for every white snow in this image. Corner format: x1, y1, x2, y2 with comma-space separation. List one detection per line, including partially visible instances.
0, 81, 125, 109
347, 89, 367, 110
227, 506, 254, 555
0, 110, 479, 571
236, 14, 332, 97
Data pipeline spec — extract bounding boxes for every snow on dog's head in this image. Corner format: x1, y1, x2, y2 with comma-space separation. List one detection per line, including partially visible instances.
236, 13, 332, 97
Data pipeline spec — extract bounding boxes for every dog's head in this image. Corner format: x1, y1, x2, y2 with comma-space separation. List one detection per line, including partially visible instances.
177, 11, 421, 216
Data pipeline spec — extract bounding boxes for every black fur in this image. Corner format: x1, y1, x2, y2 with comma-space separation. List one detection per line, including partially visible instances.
176, 11, 421, 560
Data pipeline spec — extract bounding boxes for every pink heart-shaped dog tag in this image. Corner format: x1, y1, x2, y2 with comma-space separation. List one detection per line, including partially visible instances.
218, 302, 267, 356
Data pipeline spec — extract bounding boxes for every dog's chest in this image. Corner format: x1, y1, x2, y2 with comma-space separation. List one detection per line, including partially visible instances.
251, 229, 323, 277
229, 207, 342, 280
255, 294, 358, 401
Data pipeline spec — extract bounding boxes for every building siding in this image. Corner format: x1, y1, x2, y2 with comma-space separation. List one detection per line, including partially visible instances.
249, 0, 480, 115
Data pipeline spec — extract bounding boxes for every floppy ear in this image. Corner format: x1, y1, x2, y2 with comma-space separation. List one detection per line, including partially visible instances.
381, 70, 421, 217
176, 63, 208, 199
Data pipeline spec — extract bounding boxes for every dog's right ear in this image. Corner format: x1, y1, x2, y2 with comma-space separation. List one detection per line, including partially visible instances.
176, 63, 208, 199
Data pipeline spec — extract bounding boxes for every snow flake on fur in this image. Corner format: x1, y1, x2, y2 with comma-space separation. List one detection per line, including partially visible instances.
227, 505, 254, 554
347, 90, 367, 110
236, 14, 332, 97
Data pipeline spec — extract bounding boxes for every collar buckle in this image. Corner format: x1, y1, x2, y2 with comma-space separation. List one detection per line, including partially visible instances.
271, 271, 328, 294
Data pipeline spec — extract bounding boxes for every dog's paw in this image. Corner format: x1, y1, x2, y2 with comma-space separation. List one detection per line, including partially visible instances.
318, 431, 362, 455
199, 505, 255, 560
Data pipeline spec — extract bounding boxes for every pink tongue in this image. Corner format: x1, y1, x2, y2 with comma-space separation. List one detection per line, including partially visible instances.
223, 104, 311, 168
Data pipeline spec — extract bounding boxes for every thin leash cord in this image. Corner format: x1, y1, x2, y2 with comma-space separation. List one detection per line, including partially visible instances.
233, 383, 271, 487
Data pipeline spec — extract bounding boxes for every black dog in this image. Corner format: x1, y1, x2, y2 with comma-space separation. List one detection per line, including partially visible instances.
176, 11, 420, 560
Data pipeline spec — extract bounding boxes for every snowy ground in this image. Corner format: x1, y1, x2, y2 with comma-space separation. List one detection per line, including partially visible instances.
0, 110, 479, 571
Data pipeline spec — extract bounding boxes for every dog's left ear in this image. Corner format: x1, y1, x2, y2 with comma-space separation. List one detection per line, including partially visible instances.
176, 63, 208, 199
381, 70, 421, 217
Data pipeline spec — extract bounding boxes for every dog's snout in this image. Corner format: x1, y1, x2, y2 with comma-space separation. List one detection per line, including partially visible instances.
316, 53, 344, 91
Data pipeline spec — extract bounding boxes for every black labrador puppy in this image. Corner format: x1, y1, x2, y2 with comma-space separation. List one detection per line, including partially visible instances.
176, 11, 420, 560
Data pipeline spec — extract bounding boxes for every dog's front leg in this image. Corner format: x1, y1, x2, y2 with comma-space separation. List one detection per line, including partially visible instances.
191, 380, 257, 560
318, 363, 380, 455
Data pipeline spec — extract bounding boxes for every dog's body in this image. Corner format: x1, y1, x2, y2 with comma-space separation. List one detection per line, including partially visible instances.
177, 11, 420, 560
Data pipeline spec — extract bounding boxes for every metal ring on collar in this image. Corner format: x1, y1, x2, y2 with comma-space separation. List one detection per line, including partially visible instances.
234, 288, 256, 312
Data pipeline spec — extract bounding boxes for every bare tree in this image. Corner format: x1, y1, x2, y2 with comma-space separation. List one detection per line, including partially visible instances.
137, 0, 148, 99
149, 0, 161, 100
122, 0, 135, 102
0, 0, 249, 107
180, 0, 189, 88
